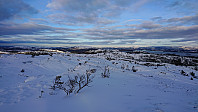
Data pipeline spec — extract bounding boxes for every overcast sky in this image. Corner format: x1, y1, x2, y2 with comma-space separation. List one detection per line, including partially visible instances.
0, 0, 198, 47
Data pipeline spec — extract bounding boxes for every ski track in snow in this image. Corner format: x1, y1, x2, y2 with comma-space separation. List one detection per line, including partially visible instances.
0, 52, 198, 112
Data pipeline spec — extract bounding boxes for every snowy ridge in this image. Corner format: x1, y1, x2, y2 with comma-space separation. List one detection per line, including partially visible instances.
0, 50, 198, 112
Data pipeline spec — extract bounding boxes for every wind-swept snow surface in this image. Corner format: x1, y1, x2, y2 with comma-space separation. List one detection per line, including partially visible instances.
0, 52, 198, 112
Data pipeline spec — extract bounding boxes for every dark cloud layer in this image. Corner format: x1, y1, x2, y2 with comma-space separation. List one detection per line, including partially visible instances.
82, 25, 198, 42
0, 23, 73, 36
135, 21, 162, 29
0, 23, 52, 36
152, 14, 198, 25
0, 40, 80, 45
0, 0, 38, 21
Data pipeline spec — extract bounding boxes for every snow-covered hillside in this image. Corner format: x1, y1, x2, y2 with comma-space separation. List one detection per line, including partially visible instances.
0, 51, 198, 112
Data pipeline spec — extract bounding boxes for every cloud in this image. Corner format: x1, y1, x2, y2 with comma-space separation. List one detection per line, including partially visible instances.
1, 23, 197, 46
81, 25, 198, 43
151, 17, 162, 21
171, 36, 198, 42
30, 18, 49, 24
0, 22, 73, 36
46, 0, 152, 26
0, 0, 38, 21
46, 0, 113, 25
166, 0, 198, 14
114, 40, 137, 45
125, 21, 162, 29
152, 14, 198, 25
124, 19, 142, 23
168, 1, 181, 7
47, 13, 116, 26
0, 40, 80, 45
131, 0, 152, 11
47, 0, 108, 13
126, 25, 198, 39
166, 15, 198, 25
72, 40, 136, 45
47, 0, 109, 23
136, 21, 162, 29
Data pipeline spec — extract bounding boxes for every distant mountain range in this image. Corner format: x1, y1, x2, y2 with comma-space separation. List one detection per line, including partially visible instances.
0, 46, 198, 54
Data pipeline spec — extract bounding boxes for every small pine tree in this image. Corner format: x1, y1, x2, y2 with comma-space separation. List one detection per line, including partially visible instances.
101, 66, 110, 78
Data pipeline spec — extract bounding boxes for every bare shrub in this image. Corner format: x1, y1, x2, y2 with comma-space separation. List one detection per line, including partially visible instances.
101, 66, 110, 78
90, 69, 97, 73
121, 64, 125, 70
39, 90, 44, 98
181, 70, 188, 76
51, 76, 64, 90
190, 72, 195, 77
50, 70, 94, 95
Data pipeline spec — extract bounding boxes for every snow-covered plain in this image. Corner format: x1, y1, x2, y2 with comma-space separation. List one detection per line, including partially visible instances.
0, 51, 198, 112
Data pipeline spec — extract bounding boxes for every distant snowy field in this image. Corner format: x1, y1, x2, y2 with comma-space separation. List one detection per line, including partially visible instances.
0, 51, 198, 112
